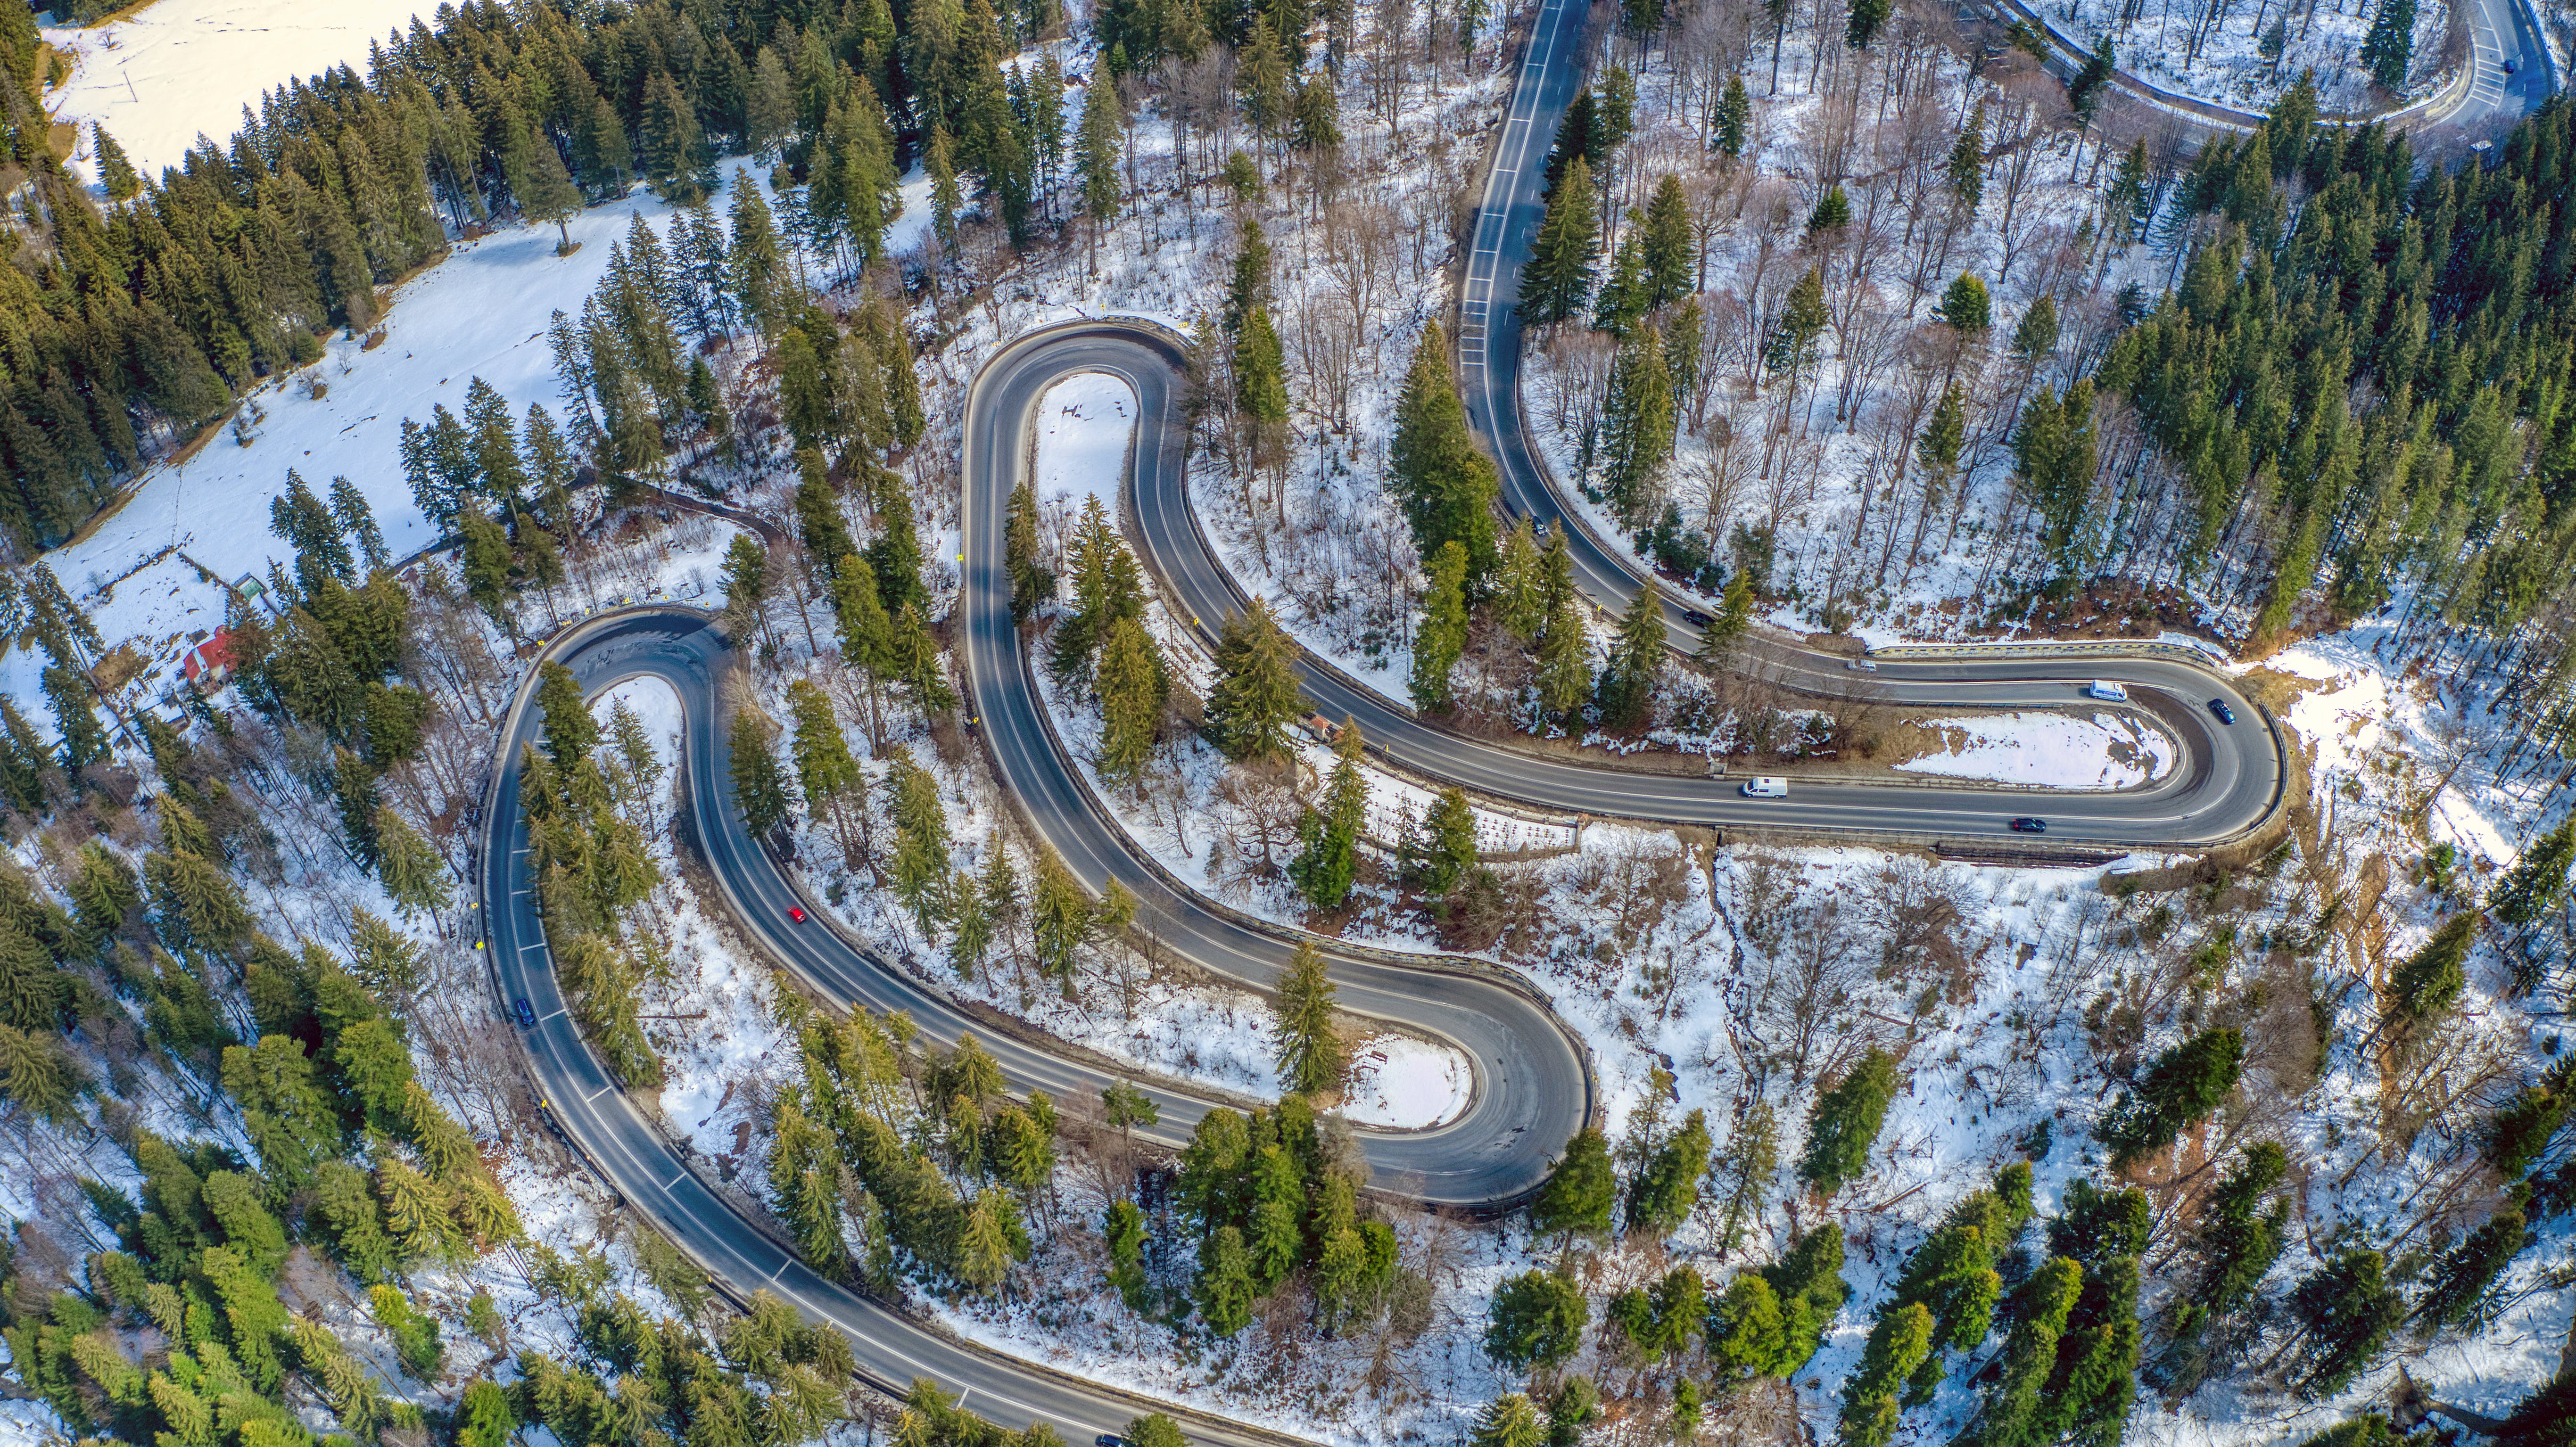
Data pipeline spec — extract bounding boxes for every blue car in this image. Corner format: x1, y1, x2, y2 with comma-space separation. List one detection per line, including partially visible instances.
2207, 698, 2236, 724
512, 997, 537, 1028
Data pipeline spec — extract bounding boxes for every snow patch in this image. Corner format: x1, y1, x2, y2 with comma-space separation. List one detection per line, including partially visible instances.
1341, 1033, 1472, 1129
44, 0, 449, 178
1031, 372, 1137, 506
1893, 709, 2176, 790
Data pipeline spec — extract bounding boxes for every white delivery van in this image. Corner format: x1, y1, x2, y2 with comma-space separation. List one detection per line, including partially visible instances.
1741, 776, 1789, 798
2087, 680, 2129, 702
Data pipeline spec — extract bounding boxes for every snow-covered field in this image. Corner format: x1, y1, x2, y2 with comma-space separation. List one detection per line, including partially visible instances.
1031, 372, 1136, 506
43, 0, 445, 177
1895, 707, 2177, 788
3, 169, 768, 725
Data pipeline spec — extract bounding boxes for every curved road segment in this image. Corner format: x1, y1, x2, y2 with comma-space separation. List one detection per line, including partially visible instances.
462, 0, 2563, 1435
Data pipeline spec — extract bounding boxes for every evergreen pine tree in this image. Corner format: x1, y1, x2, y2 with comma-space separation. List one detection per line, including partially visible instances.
1532, 1126, 1616, 1240
886, 748, 952, 939
93, 123, 140, 201
1291, 718, 1367, 908
1273, 939, 1347, 1097
1601, 323, 1676, 527
1764, 266, 1829, 381
1486, 1270, 1590, 1372
2011, 296, 2062, 370
1096, 615, 1168, 786
729, 709, 794, 836
1961, 1257, 2083, 1447
2413, 1207, 2526, 1333
1698, 569, 1755, 660
2098, 1026, 2242, 1170
1411, 540, 1470, 712
1007, 477, 1057, 619
1625, 1107, 1710, 1237
1837, 1302, 1932, 1447
2386, 913, 2475, 1036
1937, 272, 1993, 335
1389, 323, 1503, 586
1595, 587, 1667, 730
1799, 1047, 1896, 1195
1949, 108, 1987, 214
2287, 1249, 2404, 1398
520, 137, 585, 252
1497, 518, 1547, 641
1520, 156, 1601, 325
1078, 72, 1122, 272
1205, 597, 1303, 761
1713, 75, 1750, 159
1411, 786, 1480, 898
41, 665, 106, 774
1845, 0, 1891, 48
2361, 0, 2419, 91
2492, 818, 2576, 928
1470, 1393, 1546, 1447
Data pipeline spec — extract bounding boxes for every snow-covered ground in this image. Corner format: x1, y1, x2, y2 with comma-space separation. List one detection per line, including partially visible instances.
1031, 372, 1136, 506
2054, 0, 2455, 114
6, 167, 771, 724
1894, 707, 2176, 789
42, 0, 446, 178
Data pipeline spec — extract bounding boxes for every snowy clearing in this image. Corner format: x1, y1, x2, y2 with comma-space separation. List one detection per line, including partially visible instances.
1893, 708, 2177, 789
43, 0, 445, 178
1341, 1033, 1474, 1129
1030, 372, 1136, 506
6, 170, 773, 724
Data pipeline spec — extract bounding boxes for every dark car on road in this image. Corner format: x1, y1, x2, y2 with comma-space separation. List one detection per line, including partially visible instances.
512, 997, 537, 1028
1681, 609, 1713, 628
2008, 817, 2047, 834
2207, 698, 2236, 724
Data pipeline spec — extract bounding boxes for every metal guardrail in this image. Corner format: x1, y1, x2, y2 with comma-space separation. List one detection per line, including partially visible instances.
1865, 637, 2231, 666
1978, 0, 2491, 135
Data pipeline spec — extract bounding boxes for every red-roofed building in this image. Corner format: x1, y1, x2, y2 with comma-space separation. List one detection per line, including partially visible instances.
182, 630, 237, 687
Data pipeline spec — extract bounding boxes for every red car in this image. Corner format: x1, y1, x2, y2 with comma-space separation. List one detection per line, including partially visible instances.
788, 905, 808, 923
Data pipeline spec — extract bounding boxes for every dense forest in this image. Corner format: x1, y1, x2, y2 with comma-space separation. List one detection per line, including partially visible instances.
0, 0, 1092, 551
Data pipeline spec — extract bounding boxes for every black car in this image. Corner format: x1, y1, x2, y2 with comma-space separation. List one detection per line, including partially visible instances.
512, 996, 537, 1028
2207, 698, 2236, 724
1681, 609, 1714, 628
2008, 817, 2047, 834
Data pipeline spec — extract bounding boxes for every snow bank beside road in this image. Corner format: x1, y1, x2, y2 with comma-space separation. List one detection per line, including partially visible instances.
1895, 709, 2175, 790
44, 0, 445, 178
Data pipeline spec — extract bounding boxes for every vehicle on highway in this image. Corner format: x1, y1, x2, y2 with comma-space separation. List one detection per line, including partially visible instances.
2505, 56, 2519, 73
2208, 698, 2236, 724
2009, 817, 2048, 833
1848, 658, 1878, 672
512, 997, 537, 1028
1096, 1437, 1129, 1447
1741, 776, 1789, 798
2087, 680, 2129, 702
788, 905, 808, 923
1681, 608, 1713, 628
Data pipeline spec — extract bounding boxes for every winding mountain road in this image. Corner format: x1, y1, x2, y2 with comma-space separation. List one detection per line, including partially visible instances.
459, 0, 2527, 1436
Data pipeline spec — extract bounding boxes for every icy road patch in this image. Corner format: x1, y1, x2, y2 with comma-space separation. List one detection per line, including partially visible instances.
1031, 372, 1136, 505
1895, 709, 2175, 790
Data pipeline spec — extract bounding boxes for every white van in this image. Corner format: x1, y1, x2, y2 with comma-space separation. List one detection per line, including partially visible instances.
2087, 680, 2129, 702
1741, 776, 1789, 798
